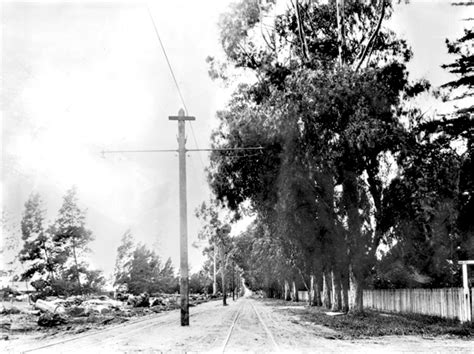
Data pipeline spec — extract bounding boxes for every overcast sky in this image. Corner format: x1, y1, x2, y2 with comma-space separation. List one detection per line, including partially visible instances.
1, 0, 472, 277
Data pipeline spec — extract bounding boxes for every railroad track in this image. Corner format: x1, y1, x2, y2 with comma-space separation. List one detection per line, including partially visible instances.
221, 299, 279, 353
22, 305, 212, 353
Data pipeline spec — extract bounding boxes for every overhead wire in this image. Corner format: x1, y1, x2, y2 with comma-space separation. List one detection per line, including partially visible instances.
147, 6, 205, 168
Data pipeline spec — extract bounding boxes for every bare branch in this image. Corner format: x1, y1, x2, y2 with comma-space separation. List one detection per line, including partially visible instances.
294, 0, 309, 61
354, 0, 386, 72
336, 0, 345, 66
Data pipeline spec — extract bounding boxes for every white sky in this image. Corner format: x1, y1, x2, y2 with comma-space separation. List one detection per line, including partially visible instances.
1, 0, 472, 277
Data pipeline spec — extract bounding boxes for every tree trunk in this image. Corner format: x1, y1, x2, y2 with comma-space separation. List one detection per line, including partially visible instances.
336, 0, 345, 66
222, 265, 227, 306
72, 240, 82, 295
314, 276, 322, 306
292, 281, 298, 302
331, 269, 342, 311
343, 170, 365, 313
213, 250, 217, 296
349, 265, 364, 312
310, 275, 322, 306
284, 280, 291, 301
341, 267, 350, 312
232, 262, 235, 301
322, 270, 331, 309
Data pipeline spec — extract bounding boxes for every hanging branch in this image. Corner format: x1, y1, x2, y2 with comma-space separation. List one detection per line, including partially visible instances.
258, 2, 276, 52
336, 0, 345, 66
353, 0, 386, 72
294, 0, 309, 61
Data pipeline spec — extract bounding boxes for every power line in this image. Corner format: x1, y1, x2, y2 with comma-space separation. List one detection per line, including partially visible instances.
147, 7, 188, 114
147, 7, 205, 168
187, 147, 264, 152
187, 121, 205, 167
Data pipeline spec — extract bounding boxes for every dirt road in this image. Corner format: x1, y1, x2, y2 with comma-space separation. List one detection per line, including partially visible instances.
4, 298, 472, 353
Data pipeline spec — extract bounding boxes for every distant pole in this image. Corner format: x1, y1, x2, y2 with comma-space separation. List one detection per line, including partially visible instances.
232, 261, 235, 301
169, 108, 195, 326
213, 248, 217, 295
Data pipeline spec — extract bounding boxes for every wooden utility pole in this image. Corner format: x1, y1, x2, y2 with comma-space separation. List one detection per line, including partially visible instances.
102, 108, 263, 326
213, 248, 217, 295
169, 108, 195, 326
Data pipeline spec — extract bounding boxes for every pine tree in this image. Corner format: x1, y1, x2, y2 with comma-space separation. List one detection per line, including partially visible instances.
50, 187, 93, 294
18, 193, 56, 281
127, 244, 161, 295
114, 229, 135, 289
158, 257, 177, 293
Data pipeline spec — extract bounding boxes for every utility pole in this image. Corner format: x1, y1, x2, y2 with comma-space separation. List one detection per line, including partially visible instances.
213, 247, 217, 296
101, 108, 264, 326
232, 261, 235, 301
169, 108, 195, 326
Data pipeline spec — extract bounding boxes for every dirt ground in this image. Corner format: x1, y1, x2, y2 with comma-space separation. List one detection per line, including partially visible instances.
2, 297, 473, 353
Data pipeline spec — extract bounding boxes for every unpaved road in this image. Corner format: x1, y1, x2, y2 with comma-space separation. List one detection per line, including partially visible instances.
3, 298, 473, 353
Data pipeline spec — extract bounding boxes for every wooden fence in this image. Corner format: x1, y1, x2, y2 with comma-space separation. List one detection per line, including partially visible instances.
363, 288, 472, 322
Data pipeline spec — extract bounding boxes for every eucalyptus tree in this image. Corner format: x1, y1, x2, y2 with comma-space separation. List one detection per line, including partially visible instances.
207, 0, 429, 311
196, 199, 236, 305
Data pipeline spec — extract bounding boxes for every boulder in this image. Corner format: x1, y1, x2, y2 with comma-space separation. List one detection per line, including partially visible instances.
128, 293, 150, 308
38, 313, 67, 327
35, 299, 66, 314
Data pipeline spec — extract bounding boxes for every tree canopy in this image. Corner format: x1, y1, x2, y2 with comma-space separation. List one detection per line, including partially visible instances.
204, 0, 473, 311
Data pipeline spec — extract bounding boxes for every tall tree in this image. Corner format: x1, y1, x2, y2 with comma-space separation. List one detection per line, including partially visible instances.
18, 193, 56, 281
196, 199, 235, 305
158, 257, 178, 293
50, 187, 93, 294
127, 244, 161, 295
114, 229, 135, 289
207, 0, 427, 312
440, 25, 474, 260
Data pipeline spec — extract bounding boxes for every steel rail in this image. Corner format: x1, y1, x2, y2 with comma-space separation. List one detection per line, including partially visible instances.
249, 301, 279, 352
220, 301, 244, 353
221, 300, 279, 353
23, 305, 211, 353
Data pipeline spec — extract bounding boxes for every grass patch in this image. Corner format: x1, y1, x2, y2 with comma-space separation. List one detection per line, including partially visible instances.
284, 306, 474, 338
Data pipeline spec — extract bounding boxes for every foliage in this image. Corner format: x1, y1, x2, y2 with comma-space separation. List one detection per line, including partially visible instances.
196, 199, 238, 304
206, 0, 472, 310
375, 23, 474, 287
18, 194, 57, 281
113, 233, 178, 295
189, 269, 213, 294
282, 303, 473, 338
18, 189, 104, 295
114, 229, 134, 287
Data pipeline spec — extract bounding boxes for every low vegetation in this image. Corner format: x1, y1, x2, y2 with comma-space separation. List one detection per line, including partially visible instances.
278, 302, 474, 338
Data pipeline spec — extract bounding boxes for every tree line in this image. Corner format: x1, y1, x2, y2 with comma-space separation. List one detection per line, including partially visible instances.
204, 0, 473, 312
16, 188, 104, 296
10, 189, 183, 297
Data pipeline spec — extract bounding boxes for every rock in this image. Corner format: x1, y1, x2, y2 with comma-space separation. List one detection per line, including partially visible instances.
150, 306, 163, 313
128, 293, 150, 308
99, 307, 112, 315
0, 319, 12, 331
66, 306, 86, 317
21, 309, 41, 316
38, 313, 68, 327
1, 306, 20, 315
150, 298, 165, 307
35, 299, 66, 314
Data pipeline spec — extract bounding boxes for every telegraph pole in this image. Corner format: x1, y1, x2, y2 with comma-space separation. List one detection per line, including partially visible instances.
101, 108, 263, 327
169, 108, 195, 326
